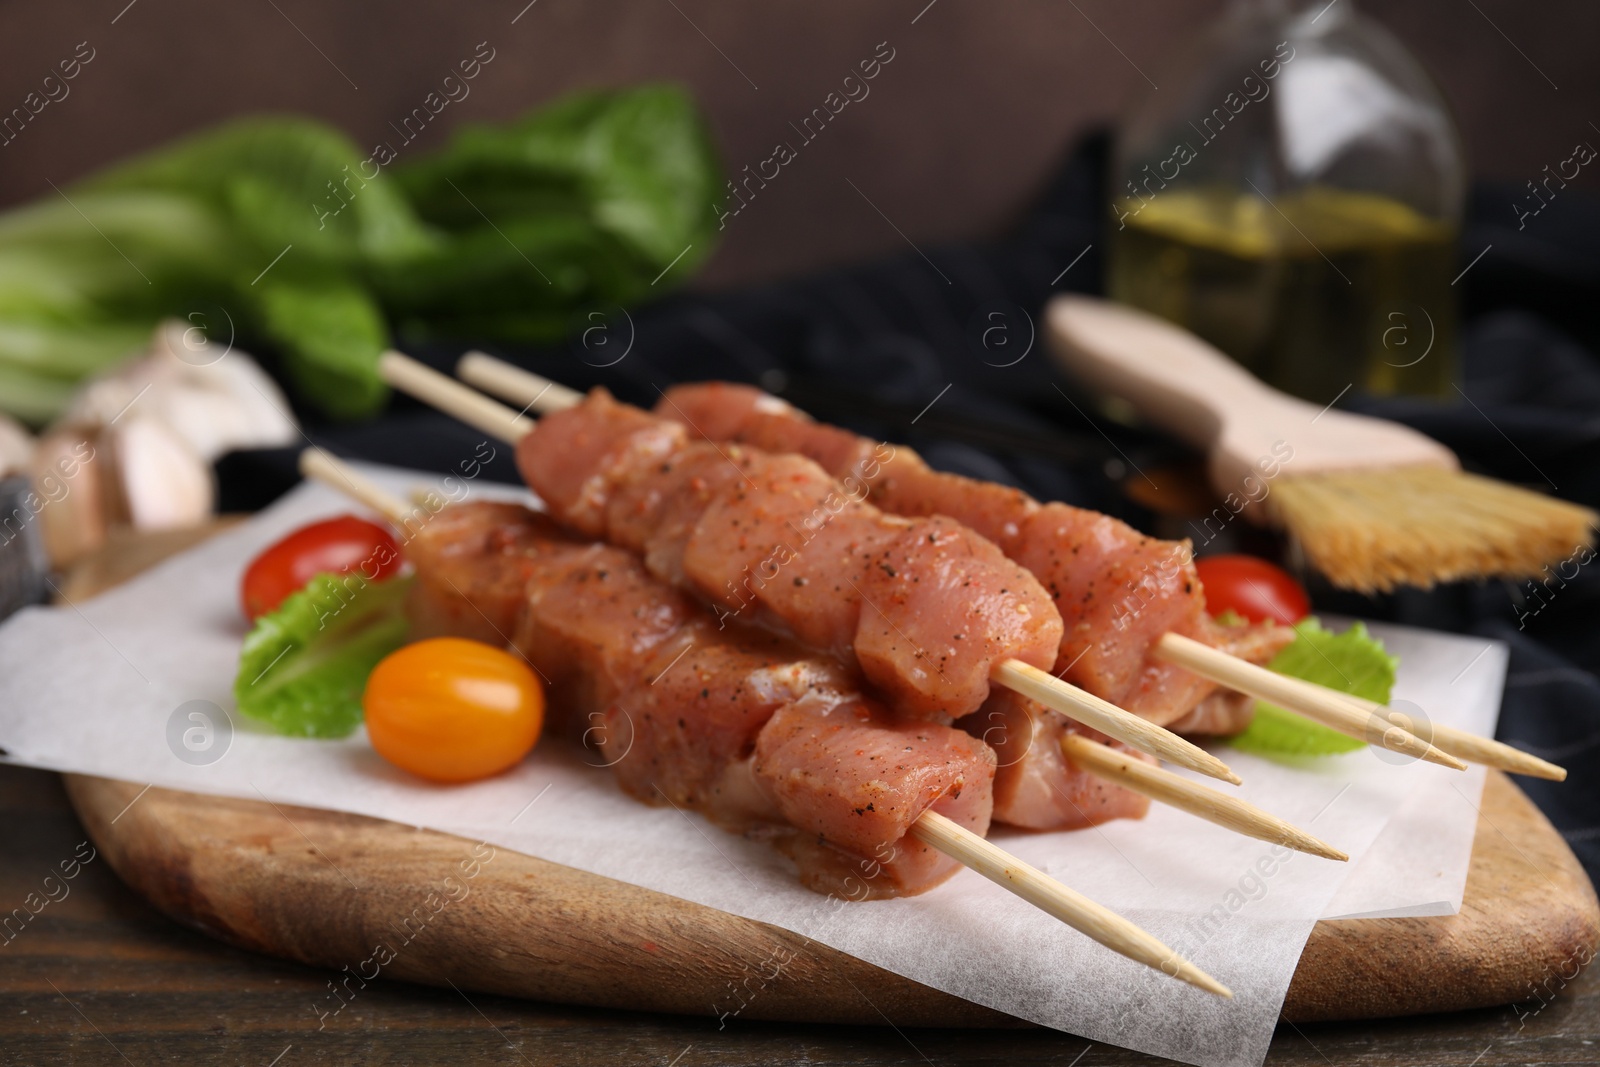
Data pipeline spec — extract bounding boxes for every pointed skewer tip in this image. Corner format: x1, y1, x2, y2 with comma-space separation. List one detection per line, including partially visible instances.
1418, 745, 1469, 771
1291, 837, 1349, 863
1169, 960, 1233, 999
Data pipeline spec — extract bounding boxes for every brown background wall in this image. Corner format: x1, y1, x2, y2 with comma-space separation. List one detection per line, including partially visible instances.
0, 0, 1593, 288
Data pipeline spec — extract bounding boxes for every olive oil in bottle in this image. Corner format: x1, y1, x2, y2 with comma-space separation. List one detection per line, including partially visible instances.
1107, 187, 1458, 405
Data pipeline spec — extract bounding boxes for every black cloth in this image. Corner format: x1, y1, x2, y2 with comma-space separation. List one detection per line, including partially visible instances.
221, 132, 1600, 879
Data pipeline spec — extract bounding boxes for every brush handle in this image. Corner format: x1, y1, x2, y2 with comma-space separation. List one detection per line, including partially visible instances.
1044, 296, 1457, 495
1043, 296, 1281, 451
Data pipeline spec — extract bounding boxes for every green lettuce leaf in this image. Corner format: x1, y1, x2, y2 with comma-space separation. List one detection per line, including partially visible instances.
1228, 617, 1398, 757
383, 84, 722, 341
233, 572, 412, 738
249, 273, 391, 419
84, 116, 437, 267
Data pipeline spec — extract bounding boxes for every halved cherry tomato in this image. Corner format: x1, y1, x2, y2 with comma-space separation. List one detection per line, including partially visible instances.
1194, 554, 1310, 626
241, 514, 403, 620
363, 638, 544, 783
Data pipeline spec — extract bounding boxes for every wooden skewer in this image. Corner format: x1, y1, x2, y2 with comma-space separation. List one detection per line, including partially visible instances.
459, 351, 583, 414
382, 351, 536, 442
1370, 710, 1562, 781
910, 812, 1230, 997
917, 814, 1230, 996
1059, 735, 1347, 861
1300, 685, 1565, 782
994, 660, 1240, 785
381, 351, 1242, 784
455, 351, 1496, 780
299, 449, 415, 523
1153, 634, 1467, 770
299, 446, 1232, 998
300, 452, 473, 544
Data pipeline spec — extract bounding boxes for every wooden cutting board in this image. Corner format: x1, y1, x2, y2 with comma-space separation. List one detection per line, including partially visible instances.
52, 525, 1600, 1026
60, 770, 1600, 1025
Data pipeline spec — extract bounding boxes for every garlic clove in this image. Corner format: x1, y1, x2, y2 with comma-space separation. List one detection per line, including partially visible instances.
31, 425, 111, 569
0, 413, 34, 479
149, 318, 300, 462
108, 415, 215, 531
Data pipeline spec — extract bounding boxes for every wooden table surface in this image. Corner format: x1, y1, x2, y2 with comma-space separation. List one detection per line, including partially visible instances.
2, 763, 1595, 1067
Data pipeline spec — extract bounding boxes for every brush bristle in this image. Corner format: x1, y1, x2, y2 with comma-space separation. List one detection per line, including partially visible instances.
1265, 467, 1599, 593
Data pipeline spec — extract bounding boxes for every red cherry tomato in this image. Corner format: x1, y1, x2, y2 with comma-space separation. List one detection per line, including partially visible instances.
241, 514, 403, 620
364, 637, 545, 783
1194, 554, 1310, 626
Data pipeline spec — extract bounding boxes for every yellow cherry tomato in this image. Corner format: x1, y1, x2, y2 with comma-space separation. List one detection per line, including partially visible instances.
364, 637, 544, 783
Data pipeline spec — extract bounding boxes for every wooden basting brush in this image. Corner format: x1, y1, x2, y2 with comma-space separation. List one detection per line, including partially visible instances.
1046, 296, 1597, 594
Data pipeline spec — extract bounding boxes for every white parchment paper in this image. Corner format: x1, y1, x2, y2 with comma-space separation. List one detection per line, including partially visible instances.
0, 468, 1503, 1067
1319, 619, 1504, 920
